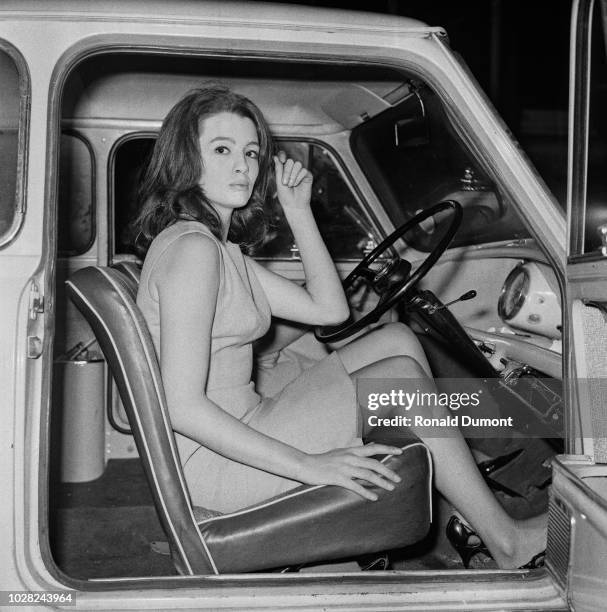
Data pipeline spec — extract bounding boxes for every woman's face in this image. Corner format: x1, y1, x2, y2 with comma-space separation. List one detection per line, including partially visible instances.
198, 111, 260, 216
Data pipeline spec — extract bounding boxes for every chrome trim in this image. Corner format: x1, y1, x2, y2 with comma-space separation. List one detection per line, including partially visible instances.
567, 0, 594, 255
497, 264, 529, 320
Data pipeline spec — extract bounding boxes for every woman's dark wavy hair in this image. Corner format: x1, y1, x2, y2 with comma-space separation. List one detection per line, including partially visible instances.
131, 85, 273, 256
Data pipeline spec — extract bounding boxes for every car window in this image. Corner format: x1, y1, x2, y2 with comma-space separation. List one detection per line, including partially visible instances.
568, 0, 607, 258
256, 141, 374, 261
582, 0, 607, 256
58, 134, 95, 255
113, 137, 154, 257
0, 44, 27, 246
113, 138, 374, 261
351, 83, 530, 252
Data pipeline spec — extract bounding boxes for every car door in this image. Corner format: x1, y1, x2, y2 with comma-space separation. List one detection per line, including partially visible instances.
566, 0, 607, 458
563, 0, 607, 609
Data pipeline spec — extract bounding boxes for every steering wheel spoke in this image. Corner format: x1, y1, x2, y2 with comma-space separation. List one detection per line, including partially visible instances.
315, 200, 463, 343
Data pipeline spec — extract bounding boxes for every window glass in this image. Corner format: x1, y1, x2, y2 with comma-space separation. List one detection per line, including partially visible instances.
58, 134, 95, 255
0, 47, 22, 240
113, 138, 373, 261
352, 84, 529, 252
114, 138, 153, 257
582, 0, 607, 255
256, 142, 373, 260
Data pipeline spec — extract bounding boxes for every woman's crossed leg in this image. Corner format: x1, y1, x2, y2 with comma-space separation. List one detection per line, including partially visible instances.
337, 322, 546, 569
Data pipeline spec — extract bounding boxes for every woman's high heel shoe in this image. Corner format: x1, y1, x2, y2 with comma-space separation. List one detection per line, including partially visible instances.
519, 550, 546, 569
446, 515, 547, 569
446, 515, 490, 568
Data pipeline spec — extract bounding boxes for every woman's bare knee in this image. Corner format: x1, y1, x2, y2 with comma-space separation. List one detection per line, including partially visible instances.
337, 322, 432, 376
353, 354, 428, 380
367, 323, 432, 375
373, 323, 417, 352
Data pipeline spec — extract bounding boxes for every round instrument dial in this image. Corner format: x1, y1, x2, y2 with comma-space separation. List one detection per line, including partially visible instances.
498, 265, 529, 320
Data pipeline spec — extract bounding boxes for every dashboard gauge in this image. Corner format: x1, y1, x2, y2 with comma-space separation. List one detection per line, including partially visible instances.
498, 262, 562, 339
498, 265, 529, 320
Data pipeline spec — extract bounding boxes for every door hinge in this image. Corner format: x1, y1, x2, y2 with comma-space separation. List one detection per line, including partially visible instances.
28, 281, 44, 320
27, 336, 43, 359
27, 281, 44, 359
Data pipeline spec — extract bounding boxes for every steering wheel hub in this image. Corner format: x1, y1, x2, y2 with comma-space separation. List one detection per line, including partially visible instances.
372, 258, 412, 294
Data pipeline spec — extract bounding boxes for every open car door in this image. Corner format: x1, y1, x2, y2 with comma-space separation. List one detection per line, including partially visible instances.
562, 0, 607, 609
566, 0, 607, 458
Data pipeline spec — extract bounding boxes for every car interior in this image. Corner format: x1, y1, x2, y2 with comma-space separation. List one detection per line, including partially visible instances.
49, 50, 564, 580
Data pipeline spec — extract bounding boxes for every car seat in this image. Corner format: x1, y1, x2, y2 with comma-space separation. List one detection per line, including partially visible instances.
66, 265, 433, 574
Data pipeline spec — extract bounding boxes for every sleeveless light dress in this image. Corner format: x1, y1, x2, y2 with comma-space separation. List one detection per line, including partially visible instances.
137, 220, 362, 513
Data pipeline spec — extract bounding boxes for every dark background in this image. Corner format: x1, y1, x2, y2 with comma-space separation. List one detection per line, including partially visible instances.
264, 0, 574, 205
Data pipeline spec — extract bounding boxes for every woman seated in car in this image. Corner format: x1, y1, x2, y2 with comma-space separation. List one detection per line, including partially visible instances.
133, 85, 545, 569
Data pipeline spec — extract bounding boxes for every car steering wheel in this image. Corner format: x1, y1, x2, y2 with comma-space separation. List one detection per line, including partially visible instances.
315, 200, 463, 343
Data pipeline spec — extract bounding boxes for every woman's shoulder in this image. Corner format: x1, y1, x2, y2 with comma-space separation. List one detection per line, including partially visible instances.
154, 219, 218, 244
142, 221, 223, 287
146, 220, 218, 257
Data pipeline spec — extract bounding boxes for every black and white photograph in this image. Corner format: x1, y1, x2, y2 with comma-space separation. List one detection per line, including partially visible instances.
0, 0, 606, 610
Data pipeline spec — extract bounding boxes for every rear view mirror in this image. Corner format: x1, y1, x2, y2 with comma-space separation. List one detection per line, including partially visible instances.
394, 88, 429, 148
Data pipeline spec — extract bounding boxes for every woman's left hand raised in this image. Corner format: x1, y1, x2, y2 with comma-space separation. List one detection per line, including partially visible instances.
273, 150, 313, 211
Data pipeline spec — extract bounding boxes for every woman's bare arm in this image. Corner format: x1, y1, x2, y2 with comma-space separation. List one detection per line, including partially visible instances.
247, 152, 350, 326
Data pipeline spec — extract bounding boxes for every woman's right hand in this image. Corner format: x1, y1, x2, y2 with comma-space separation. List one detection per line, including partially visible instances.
273, 151, 313, 212
297, 443, 403, 501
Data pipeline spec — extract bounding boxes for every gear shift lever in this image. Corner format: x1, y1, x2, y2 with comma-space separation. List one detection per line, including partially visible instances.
413, 290, 477, 314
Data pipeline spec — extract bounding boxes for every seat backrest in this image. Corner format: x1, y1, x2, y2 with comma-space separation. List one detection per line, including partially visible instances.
66, 266, 215, 575
111, 260, 141, 296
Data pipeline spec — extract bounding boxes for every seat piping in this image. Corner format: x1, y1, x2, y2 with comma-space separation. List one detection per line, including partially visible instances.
198, 442, 433, 526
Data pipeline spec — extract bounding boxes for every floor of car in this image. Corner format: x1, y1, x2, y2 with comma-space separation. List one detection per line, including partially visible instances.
49, 459, 176, 579
49, 437, 553, 579
49, 458, 457, 578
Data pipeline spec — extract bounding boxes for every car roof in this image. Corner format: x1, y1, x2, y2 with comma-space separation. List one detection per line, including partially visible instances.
4, 1, 434, 134
0, 0, 431, 32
